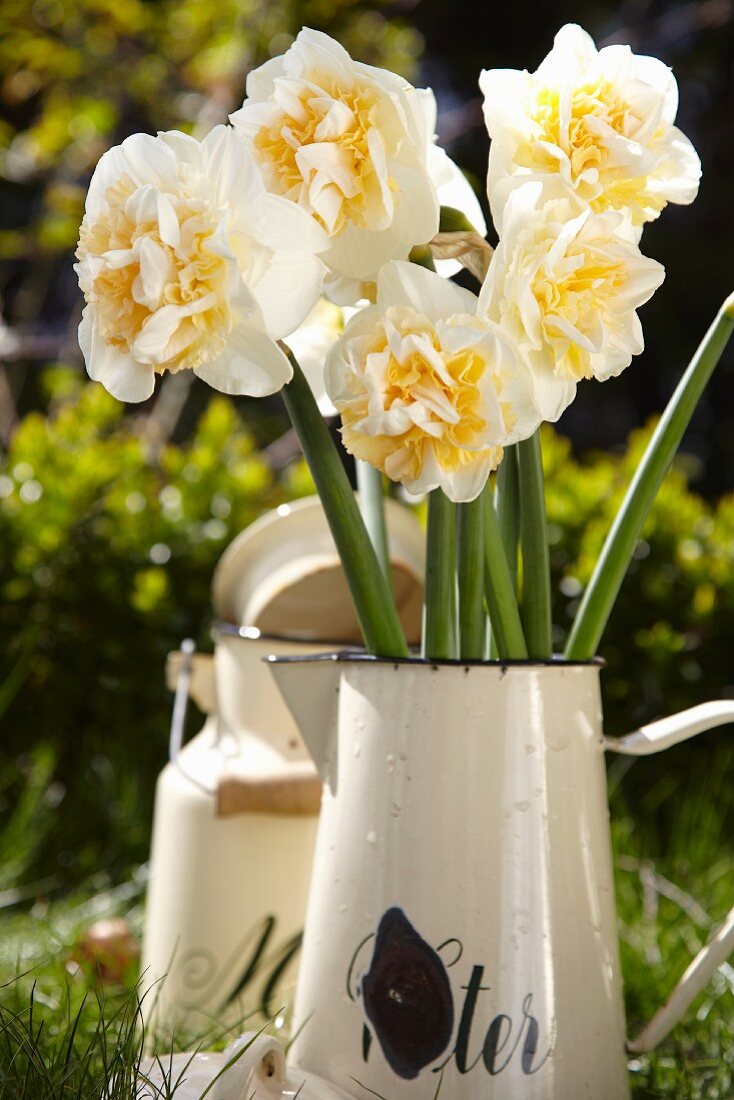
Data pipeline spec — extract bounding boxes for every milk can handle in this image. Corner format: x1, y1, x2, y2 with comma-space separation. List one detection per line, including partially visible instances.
167, 639, 217, 797
168, 638, 196, 765
604, 700, 734, 1054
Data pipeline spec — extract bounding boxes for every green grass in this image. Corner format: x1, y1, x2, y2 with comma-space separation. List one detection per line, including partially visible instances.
0, 764, 731, 1098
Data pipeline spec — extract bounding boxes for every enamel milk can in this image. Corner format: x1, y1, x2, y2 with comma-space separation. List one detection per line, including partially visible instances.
140, 496, 424, 1035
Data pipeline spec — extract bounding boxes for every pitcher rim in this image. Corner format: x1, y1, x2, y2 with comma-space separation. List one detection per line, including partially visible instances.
265, 650, 605, 669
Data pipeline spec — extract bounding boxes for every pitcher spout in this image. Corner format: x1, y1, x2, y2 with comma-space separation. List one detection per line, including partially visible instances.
266, 653, 343, 781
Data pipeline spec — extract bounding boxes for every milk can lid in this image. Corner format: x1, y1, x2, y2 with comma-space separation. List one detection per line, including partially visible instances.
212, 495, 424, 645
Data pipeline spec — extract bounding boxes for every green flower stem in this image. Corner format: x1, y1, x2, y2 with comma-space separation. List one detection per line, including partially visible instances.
518, 432, 553, 658
356, 460, 390, 583
458, 496, 485, 660
423, 489, 457, 660
281, 353, 408, 658
482, 483, 528, 660
495, 445, 520, 590
565, 294, 734, 660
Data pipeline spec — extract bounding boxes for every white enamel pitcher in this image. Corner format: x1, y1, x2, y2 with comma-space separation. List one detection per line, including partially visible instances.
268, 654, 734, 1100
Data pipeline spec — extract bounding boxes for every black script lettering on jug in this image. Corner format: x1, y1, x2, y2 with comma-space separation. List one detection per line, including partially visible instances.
220, 915, 302, 1018
360, 906, 454, 1080
434, 969, 553, 1079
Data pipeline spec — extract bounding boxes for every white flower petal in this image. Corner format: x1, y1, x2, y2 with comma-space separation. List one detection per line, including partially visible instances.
252, 250, 326, 340
528, 366, 577, 422
429, 145, 487, 236
287, 298, 345, 415
119, 132, 177, 189
376, 260, 478, 321
79, 307, 155, 403
135, 237, 172, 310
194, 324, 292, 397
439, 455, 494, 503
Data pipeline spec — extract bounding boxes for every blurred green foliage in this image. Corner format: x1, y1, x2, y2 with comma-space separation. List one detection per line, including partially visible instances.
0, 376, 733, 889
0, 370, 302, 882
544, 424, 734, 735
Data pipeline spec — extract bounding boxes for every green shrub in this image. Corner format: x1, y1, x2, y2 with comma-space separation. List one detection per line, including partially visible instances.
1, 376, 732, 886
0, 371, 300, 883
543, 425, 734, 857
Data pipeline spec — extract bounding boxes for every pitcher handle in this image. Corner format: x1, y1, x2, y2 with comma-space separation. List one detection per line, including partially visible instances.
605, 700, 734, 1054
210, 1032, 288, 1099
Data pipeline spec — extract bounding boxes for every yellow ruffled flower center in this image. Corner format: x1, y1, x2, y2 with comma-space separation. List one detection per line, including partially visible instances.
77, 176, 231, 372
517, 79, 665, 221
340, 314, 501, 482
252, 74, 396, 236
532, 239, 627, 381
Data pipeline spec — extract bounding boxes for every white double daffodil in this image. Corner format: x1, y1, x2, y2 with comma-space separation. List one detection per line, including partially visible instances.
75, 126, 327, 402
479, 182, 666, 421
481, 23, 701, 234
325, 261, 541, 502
232, 29, 484, 304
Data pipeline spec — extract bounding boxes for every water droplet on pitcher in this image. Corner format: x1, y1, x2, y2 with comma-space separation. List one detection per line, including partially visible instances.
390, 802, 401, 818
339, 903, 348, 914
366, 830, 377, 844
546, 729, 572, 751
525, 743, 537, 754
514, 800, 530, 812
386, 753, 395, 773
353, 743, 362, 758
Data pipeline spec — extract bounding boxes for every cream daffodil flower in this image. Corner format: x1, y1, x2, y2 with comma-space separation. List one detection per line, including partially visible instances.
325, 261, 540, 502
232, 29, 483, 304
481, 23, 701, 235
75, 126, 327, 402
479, 182, 665, 421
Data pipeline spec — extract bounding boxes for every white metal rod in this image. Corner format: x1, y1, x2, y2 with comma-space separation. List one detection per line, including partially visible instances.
628, 905, 734, 1053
